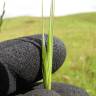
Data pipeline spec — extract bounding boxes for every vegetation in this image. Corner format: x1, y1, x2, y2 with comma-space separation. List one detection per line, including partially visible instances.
0, 12, 96, 96
42, 0, 54, 90
0, 2, 5, 32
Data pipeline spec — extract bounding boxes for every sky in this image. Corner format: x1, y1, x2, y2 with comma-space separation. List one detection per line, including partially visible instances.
0, 0, 96, 18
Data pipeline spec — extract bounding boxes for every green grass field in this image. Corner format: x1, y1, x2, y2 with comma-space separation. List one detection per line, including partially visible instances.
0, 12, 96, 96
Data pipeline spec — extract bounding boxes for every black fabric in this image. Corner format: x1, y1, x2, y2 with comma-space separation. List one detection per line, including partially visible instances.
16, 89, 60, 96
24, 34, 66, 81
0, 34, 66, 95
33, 82, 89, 96
15, 82, 89, 96
0, 39, 40, 82
0, 34, 66, 82
0, 62, 16, 96
0, 63, 9, 96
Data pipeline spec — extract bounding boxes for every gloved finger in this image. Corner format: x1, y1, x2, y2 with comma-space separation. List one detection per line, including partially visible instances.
0, 34, 66, 82
33, 82, 89, 96
0, 34, 66, 95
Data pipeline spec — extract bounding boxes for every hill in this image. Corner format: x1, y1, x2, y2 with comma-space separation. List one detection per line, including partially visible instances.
0, 12, 96, 96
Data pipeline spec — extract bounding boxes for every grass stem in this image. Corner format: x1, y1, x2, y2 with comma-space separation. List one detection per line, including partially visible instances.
42, 0, 55, 90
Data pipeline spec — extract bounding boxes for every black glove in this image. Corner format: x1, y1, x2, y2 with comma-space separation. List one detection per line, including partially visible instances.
16, 89, 60, 96
33, 82, 89, 96
15, 82, 89, 96
0, 34, 66, 95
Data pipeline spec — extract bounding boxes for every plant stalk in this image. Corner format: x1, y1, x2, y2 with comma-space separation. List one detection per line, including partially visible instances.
0, 2, 5, 32
42, 0, 55, 90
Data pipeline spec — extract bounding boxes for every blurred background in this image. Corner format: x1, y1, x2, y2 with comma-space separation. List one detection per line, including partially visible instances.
0, 0, 96, 96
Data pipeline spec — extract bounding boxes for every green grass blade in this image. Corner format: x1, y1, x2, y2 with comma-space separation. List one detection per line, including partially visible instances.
41, 0, 47, 88
46, 0, 54, 90
42, 0, 55, 90
44, 0, 54, 90
42, 0, 46, 61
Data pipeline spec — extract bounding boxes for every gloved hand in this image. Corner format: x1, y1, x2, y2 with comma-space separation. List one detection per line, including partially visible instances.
0, 34, 66, 96
16, 89, 60, 96
16, 82, 89, 96
33, 82, 89, 96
